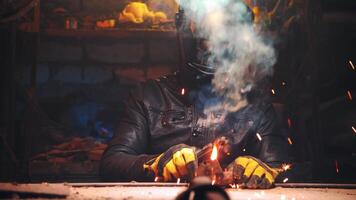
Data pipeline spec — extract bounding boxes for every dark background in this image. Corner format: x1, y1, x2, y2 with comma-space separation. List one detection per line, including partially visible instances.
0, 0, 355, 183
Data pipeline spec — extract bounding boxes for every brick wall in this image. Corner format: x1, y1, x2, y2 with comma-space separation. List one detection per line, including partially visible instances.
19, 34, 183, 143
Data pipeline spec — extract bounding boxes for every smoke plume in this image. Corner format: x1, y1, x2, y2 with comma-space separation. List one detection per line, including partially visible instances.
178, 0, 276, 122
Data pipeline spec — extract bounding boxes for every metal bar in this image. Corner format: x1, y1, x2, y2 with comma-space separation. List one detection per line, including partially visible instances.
275, 183, 356, 189
0, 0, 40, 24
69, 182, 189, 187
68, 182, 356, 189
0, 183, 70, 196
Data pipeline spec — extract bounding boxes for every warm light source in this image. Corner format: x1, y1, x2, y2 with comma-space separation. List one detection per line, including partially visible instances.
210, 144, 218, 161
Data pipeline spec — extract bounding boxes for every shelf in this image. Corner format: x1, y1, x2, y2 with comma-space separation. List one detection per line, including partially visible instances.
42, 28, 178, 39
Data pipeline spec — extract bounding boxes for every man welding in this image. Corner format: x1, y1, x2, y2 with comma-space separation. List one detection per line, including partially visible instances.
100, 0, 289, 189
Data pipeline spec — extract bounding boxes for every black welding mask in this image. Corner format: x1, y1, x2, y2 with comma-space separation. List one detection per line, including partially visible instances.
175, 2, 254, 83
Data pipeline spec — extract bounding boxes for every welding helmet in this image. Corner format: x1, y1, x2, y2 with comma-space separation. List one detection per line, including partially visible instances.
175, 1, 254, 77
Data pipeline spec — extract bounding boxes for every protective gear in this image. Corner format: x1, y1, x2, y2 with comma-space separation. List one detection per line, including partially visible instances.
100, 72, 289, 181
144, 144, 198, 182
226, 156, 280, 189
175, 2, 255, 79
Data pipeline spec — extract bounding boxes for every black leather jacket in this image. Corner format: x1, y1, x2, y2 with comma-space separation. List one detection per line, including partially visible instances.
100, 71, 289, 181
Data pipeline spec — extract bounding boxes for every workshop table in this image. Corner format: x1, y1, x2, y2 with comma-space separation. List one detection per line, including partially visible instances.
1, 182, 356, 199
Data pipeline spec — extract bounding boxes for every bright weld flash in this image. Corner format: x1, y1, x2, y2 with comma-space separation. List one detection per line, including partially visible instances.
347, 90, 352, 101
349, 60, 355, 70
210, 144, 218, 161
256, 133, 262, 141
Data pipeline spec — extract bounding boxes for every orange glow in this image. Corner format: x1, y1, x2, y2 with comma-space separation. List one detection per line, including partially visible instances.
347, 90, 352, 101
210, 144, 218, 161
181, 88, 185, 95
349, 60, 355, 70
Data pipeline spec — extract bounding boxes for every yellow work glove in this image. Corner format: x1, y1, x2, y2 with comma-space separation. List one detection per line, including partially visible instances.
144, 144, 198, 182
226, 156, 279, 189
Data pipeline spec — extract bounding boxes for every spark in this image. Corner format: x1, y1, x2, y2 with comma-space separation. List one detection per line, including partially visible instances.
271, 89, 276, 95
176, 178, 181, 184
283, 178, 289, 183
154, 177, 159, 182
352, 126, 356, 134
211, 179, 216, 185
242, 148, 246, 152
229, 184, 237, 189
288, 137, 293, 145
210, 144, 218, 160
335, 160, 339, 173
282, 163, 292, 171
181, 88, 185, 95
256, 133, 262, 141
287, 118, 292, 128
349, 60, 355, 70
347, 90, 352, 101
282, 81, 286, 86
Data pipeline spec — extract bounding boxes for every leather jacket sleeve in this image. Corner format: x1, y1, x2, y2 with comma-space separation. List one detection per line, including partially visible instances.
249, 104, 289, 168
100, 85, 155, 181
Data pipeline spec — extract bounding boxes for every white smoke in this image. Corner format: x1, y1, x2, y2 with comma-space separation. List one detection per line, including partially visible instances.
177, 0, 276, 119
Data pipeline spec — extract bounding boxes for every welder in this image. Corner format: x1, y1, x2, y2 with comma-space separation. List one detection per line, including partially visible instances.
100, 1, 289, 189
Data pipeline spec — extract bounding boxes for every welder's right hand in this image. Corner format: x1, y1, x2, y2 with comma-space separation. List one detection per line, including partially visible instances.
143, 144, 198, 182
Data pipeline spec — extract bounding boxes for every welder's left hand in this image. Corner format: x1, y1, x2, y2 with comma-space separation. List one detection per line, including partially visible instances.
225, 156, 279, 189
